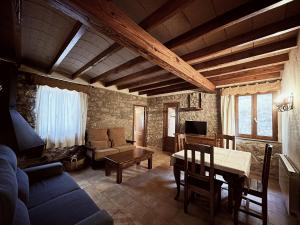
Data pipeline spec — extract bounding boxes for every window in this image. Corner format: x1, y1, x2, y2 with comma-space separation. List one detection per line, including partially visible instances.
167, 107, 176, 137
235, 93, 277, 140
35, 85, 88, 148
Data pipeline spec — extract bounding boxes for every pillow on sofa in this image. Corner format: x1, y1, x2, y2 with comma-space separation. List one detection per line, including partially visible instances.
12, 199, 31, 225
108, 128, 127, 147
16, 168, 29, 205
87, 128, 108, 141
0, 145, 17, 171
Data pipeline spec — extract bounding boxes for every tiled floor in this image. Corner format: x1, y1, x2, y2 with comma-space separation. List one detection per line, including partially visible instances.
70, 148, 298, 225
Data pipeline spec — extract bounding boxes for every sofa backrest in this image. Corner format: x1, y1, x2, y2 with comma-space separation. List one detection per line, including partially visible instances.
108, 128, 126, 147
0, 146, 18, 225
86, 128, 111, 149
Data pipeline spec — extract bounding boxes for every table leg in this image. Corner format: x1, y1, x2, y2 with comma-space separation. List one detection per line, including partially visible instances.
105, 161, 111, 176
173, 165, 181, 200
233, 177, 245, 225
148, 156, 152, 169
117, 165, 122, 184
228, 180, 234, 212
136, 161, 141, 166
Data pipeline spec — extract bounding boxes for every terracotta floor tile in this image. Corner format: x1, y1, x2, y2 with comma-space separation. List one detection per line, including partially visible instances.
70, 149, 298, 225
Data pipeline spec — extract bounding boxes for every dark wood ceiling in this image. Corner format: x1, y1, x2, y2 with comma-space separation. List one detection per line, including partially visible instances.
5, 0, 300, 96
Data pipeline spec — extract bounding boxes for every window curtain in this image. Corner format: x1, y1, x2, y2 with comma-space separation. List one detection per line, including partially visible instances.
221, 95, 236, 136
35, 85, 88, 148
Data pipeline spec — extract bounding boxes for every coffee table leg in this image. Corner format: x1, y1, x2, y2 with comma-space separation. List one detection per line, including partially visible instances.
148, 156, 152, 169
105, 161, 111, 176
117, 165, 122, 184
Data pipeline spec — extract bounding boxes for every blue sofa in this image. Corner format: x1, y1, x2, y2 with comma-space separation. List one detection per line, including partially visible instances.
0, 145, 114, 225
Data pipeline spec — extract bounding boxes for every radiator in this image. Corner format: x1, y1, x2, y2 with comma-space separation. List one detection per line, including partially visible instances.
278, 154, 300, 217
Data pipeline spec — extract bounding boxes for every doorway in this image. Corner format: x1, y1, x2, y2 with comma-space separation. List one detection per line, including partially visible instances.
133, 105, 147, 147
163, 102, 179, 152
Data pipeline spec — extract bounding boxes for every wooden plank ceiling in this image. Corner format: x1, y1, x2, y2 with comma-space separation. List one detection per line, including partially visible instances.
19, 0, 300, 96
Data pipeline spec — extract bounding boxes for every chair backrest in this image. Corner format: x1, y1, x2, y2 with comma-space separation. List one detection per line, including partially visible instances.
262, 144, 272, 194
216, 134, 236, 149
177, 134, 186, 152
183, 143, 214, 190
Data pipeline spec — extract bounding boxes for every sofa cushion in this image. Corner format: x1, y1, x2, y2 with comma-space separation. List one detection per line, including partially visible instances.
0, 145, 17, 171
87, 128, 108, 141
0, 159, 18, 225
115, 144, 135, 152
28, 172, 79, 208
87, 148, 119, 160
89, 140, 110, 149
108, 128, 127, 147
16, 168, 29, 205
12, 199, 31, 225
29, 189, 99, 225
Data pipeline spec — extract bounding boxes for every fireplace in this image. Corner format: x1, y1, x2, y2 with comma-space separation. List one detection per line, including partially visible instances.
0, 62, 44, 156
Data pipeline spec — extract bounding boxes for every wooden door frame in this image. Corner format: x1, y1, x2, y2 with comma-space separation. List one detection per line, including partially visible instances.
133, 105, 147, 147
163, 102, 180, 138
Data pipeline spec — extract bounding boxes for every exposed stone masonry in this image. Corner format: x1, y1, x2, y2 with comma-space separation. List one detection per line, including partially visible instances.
87, 87, 147, 140
16, 74, 281, 178
147, 92, 221, 149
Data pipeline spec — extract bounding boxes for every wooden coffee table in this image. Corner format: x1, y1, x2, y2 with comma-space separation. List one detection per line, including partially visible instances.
104, 148, 154, 184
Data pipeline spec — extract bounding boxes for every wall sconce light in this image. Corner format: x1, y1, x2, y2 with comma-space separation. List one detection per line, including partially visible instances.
274, 93, 294, 112
0, 85, 2, 92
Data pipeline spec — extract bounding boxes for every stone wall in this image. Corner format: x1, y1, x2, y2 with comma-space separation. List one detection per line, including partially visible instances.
147, 92, 221, 149
236, 139, 281, 180
16, 75, 37, 128
16, 74, 146, 162
87, 87, 147, 140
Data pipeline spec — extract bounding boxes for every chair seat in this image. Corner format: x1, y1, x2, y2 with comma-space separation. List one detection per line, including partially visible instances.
188, 176, 223, 193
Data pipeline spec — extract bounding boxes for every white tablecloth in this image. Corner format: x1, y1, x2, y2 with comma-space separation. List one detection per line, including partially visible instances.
170, 147, 252, 178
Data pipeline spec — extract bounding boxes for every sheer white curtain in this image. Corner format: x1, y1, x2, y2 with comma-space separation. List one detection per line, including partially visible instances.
35, 85, 88, 148
221, 95, 236, 136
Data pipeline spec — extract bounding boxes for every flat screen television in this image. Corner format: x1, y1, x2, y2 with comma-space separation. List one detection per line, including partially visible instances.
185, 121, 207, 135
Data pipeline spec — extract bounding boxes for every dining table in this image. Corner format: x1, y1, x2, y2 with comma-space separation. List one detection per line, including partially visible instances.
170, 147, 252, 225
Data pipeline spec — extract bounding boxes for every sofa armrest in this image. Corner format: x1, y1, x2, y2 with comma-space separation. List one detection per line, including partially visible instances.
126, 140, 136, 145
75, 211, 114, 225
23, 162, 64, 183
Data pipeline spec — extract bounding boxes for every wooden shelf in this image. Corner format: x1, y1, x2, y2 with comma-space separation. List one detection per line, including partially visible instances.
179, 107, 203, 112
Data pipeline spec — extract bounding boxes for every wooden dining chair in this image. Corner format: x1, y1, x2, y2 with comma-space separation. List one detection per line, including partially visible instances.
177, 133, 186, 152
216, 134, 236, 150
238, 144, 273, 225
183, 143, 222, 225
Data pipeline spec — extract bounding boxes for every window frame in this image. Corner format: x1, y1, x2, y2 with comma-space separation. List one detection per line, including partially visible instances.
235, 92, 278, 141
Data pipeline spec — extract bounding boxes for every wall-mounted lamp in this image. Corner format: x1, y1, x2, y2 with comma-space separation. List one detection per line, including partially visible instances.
0, 85, 2, 92
274, 93, 294, 112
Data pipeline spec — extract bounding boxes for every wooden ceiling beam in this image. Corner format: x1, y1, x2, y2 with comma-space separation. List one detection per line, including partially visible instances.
202, 53, 289, 77
208, 64, 284, 82
72, 42, 122, 79
139, 0, 194, 30
48, 21, 86, 74
73, 0, 194, 80
213, 72, 281, 86
183, 14, 300, 64
104, 66, 162, 86
90, 0, 292, 83
140, 83, 196, 95
129, 78, 185, 92
112, 37, 295, 83
194, 37, 297, 71
164, 0, 292, 49
90, 56, 145, 83
51, 1, 216, 91
117, 73, 177, 90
